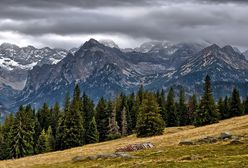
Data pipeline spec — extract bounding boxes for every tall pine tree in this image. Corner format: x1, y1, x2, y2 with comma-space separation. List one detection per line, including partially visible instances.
96, 97, 109, 141
165, 88, 178, 127
188, 95, 197, 125
230, 88, 242, 117
136, 93, 165, 137
81, 93, 95, 144
60, 86, 84, 149
177, 88, 189, 126
194, 75, 219, 126
9, 106, 35, 158
85, 117, 99, 144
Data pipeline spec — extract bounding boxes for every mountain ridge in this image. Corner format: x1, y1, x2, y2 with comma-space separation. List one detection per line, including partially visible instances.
0, 39, 248, 113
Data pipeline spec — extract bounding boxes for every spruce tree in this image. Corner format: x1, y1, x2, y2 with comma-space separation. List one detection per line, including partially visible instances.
126, 93, 136, 132
37, 129, 49, 154
9, 106, 35, 158
56, 93, 69, 150
96, 97, 109, 141
165, 88, 178, 127
33, 114, 42, 154
136, 93, 165, 137
230, 88, 242, 117
47, 126, 55, 152
62, 85, 84, 149
81, 93, 95, 144
0, 113, 14, 159
223, 96, 231, 119
37, 103, 51, 131
217, 98, 225, 120
50, 102, 60, 138
188, 95, 197, 125
194, 75, 219, 126
178, 88, 189, 126
157, 89, 167, 124
85, 117, 99, 144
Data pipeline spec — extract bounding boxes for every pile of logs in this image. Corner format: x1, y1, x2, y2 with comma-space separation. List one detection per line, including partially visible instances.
116, 142, 154, 152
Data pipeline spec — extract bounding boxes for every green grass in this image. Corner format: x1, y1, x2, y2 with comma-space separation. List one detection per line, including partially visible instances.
1, 115, 248, 168
33, 139, 248, 168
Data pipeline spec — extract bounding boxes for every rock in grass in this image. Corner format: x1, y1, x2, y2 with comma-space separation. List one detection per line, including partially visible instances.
179, 140, 194, 145
220, 132, 232, 140
72, 156, 85, 162
196, 136, 218, 144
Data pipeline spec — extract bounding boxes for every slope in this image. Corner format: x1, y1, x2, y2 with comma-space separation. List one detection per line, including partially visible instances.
1, 115, 248, 168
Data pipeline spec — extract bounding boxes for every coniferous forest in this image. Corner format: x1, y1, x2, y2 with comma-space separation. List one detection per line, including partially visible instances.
0, 75, 248, 160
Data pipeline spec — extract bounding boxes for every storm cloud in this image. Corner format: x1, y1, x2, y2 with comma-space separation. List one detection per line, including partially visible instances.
0, 0, 247, 50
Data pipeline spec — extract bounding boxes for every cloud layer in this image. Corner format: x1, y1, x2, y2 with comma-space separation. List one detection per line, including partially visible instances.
0, 0, 247, 50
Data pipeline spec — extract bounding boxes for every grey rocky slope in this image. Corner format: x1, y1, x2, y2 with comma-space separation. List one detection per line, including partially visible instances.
1, 39, 248, 113
0, 43, 68, 90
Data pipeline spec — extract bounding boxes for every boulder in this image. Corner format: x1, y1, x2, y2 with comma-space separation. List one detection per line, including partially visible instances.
179, 140, 194, 145
72, 156, 85, 162
115, 152, 134, 159
197, 136, 218, 144
219, 132, 232, 140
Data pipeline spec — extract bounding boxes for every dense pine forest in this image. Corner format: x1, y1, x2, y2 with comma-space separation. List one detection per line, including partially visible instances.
0, 75, 248, 160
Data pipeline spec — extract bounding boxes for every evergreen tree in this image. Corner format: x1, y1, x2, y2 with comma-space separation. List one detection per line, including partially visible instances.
81, 93, 95, 144
223, 96, 231, 119
9, 106, 35, 158
96, 97, 109, 141
230, 88, 243, 117
194, 75, 219, 126
55, 93, 69, 150
137, 85, 145, 104
136, 93, 165, 137
85, 117, 99, 144
165, 88, 178, 127
0, 113, 14, 159
177, 88, 189, 126
126, 93, 137, 131
47, 126, 55, 152
244, 96, 248, 115
50, 102, 60, 138
37, 103, 51, 131
62, 85, 84, 149
157, 89, 167, 124
33, 114, 42, 154
217, 98, 225, 120
121, 107, 128, 136
187, 95, 197, 125
37, 129, 49, 154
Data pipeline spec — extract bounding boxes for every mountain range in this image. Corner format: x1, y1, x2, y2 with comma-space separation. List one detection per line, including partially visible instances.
0, 39, 248, 119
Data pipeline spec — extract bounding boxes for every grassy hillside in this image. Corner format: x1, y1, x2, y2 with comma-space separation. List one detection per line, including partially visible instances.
1, 115, 248, 168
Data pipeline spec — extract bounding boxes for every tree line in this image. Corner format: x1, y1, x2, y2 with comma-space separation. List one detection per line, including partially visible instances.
0, 75, 248, 160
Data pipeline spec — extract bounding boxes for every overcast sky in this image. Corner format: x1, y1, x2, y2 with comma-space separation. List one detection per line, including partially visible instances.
0, 0, 247, 50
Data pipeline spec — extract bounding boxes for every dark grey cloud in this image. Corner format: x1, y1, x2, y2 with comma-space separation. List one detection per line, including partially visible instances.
0, 0, 247, 49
